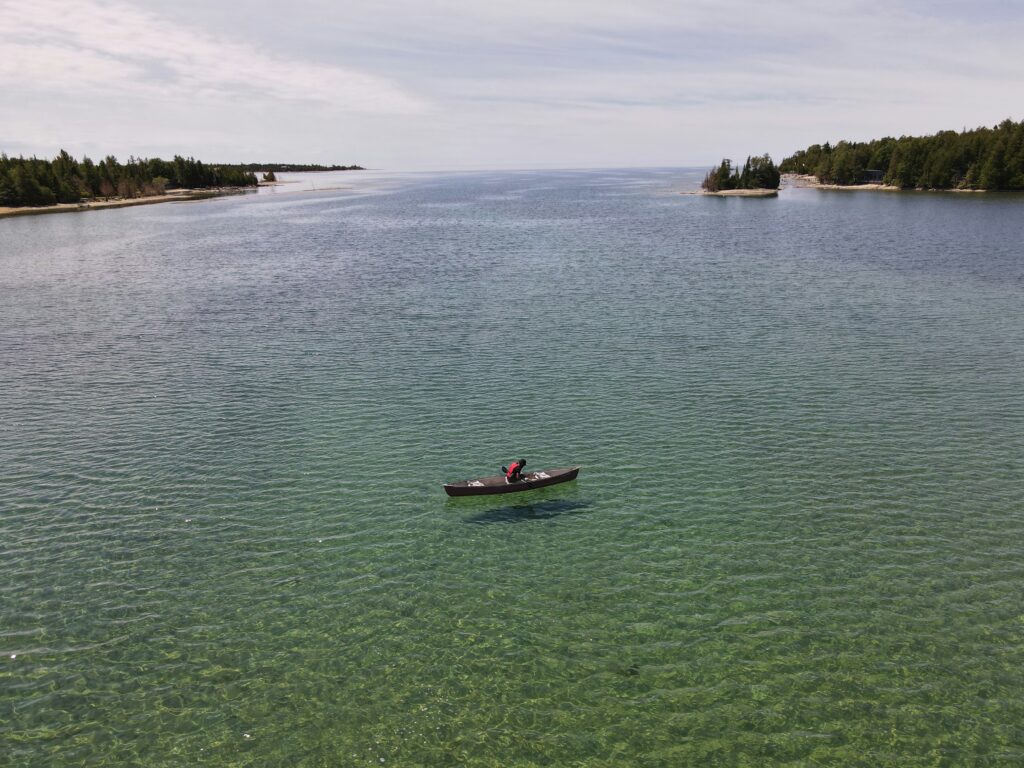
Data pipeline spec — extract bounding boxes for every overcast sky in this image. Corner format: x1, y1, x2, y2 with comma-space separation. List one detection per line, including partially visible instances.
2, 0, 1022, 169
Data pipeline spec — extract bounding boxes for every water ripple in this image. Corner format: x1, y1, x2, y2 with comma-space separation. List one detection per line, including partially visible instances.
2, 170, 1023, 766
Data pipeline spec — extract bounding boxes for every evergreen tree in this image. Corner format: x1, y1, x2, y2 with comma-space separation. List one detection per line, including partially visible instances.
0, 169, 16, 205
11, 164, 57, 205
979, 137, 1007, 190
703, 154, 779, 190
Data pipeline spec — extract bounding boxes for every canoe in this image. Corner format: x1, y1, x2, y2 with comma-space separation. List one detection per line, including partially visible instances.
443, 466, 581, 497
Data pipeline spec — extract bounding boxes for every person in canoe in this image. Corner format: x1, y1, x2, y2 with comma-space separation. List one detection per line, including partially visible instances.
502, 458, 527, 483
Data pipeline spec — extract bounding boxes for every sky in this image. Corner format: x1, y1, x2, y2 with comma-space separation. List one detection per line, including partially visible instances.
1, 0, 1022, 170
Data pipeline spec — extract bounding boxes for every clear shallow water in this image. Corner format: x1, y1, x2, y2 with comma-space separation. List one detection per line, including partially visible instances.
2, 169, 1023, 766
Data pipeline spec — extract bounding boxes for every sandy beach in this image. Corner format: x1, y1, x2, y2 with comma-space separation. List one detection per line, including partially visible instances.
783, 173, 899, 192
0, 187, 251, 220
782, 173, 995, 193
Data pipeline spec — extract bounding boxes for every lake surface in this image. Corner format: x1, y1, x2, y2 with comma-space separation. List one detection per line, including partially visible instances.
2, 169, 1023, 766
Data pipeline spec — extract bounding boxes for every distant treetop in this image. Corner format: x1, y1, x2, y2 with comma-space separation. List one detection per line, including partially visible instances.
235, 163, 364, 172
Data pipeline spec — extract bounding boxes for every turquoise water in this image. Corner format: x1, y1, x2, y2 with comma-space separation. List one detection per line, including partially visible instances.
2, 169, 1023, 766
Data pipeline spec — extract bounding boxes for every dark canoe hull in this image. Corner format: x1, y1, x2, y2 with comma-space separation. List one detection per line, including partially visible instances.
444, 466, 581, 497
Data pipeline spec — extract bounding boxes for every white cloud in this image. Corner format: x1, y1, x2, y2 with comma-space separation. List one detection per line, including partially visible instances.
0, 0, 426, 113
1, 0, 1022, 168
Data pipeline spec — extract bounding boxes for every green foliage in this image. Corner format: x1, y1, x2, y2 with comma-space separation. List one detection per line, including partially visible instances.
0, 150, 259, 208
702, 154, 780, 191
748, 154, 781, 189
0, 170, 16, 205
778, 118, 1024, 190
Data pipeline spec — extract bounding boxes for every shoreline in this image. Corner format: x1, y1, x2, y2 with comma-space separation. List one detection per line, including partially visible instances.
682, 188, 779, 197
782, 173, 989, 193
784, 173, 899, 192
701, 188, 778, 198
0, 187, 253, 220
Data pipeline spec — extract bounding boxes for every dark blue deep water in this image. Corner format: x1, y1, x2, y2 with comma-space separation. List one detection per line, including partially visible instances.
2, 169, 1023, 766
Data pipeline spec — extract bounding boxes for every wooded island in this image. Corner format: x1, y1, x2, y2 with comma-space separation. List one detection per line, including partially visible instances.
701, 154, 781, 192
779, 118, 1024, 190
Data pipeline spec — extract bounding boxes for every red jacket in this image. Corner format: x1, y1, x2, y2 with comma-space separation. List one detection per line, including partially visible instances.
506, 461, 523, 479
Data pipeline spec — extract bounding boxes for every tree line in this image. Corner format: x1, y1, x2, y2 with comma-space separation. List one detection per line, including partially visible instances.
778, 118, 1024, 190
702, 154, 781, 192
0, 151, 259, 208
234, 163, 364, 172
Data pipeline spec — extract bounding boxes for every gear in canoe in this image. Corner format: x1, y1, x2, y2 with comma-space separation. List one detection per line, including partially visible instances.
443, 464, 581, 497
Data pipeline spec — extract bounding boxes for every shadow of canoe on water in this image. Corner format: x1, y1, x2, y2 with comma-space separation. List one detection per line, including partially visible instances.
461, 499, 594, 525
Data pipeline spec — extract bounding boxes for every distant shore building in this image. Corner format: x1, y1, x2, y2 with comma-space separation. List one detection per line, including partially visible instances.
861, 169, 885, 184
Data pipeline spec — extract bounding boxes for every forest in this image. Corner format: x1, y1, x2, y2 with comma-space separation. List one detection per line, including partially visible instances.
0, 151, 259, 207
779, 118, 1024, 190
702, 155, 781, 192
